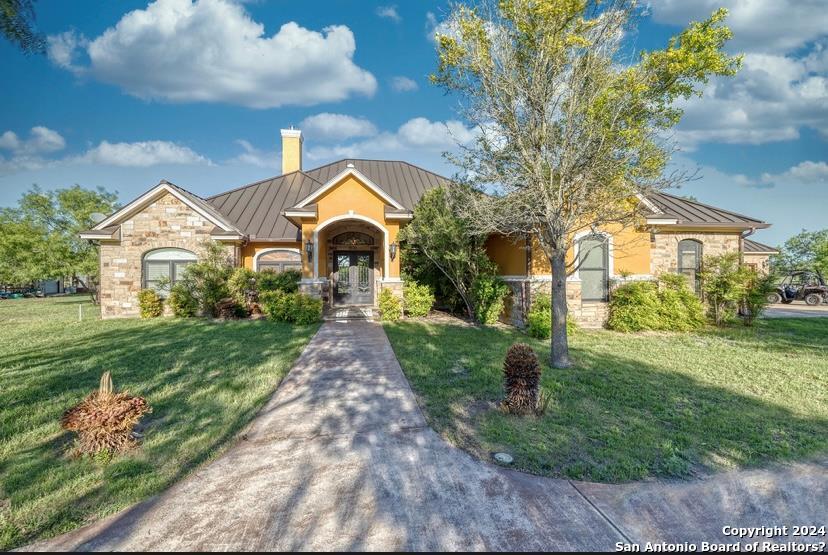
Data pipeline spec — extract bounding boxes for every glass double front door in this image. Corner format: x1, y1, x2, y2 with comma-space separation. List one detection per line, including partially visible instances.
333, 251, 374, 305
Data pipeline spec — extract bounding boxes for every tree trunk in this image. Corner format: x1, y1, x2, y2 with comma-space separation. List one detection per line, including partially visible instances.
550, 250, 572, 368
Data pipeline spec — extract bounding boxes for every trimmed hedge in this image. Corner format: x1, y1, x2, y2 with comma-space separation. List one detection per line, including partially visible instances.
258, 269, 300, 294
607, 276, 705, 332
137, 289, 163, 318
403, 281, 434, 317
379, 288, 402, 321
259, 290, 322, 325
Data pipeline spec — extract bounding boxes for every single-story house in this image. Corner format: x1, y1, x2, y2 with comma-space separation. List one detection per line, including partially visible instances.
81, 127, 777, 327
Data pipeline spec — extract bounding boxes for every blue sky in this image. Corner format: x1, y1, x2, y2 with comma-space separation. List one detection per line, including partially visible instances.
1, 0, 826, 246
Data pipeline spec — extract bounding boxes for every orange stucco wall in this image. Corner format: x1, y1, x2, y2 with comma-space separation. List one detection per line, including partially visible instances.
484, 223, 652, 277
294, 174, 402, 279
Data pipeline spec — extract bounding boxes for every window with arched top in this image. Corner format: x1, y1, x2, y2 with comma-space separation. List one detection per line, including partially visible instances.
255, 249, 302, 273
578, 234, 609, 301
677, 239, 703, 293
332, 231, 374, 246
142, 248, 197, 294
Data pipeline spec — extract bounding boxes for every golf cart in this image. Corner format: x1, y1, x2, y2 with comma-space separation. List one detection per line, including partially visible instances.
768, 270, 828, 305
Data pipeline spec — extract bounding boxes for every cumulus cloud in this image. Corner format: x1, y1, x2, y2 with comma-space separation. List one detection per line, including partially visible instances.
0, 126, 66, 155
300, 113, 378, 141
672, 51, 828, 149
390, 76, 418, 92
647, 0, 828, 54
46, 0, 376, 109
758, 161, 828, 188
376, 5, 401, 23
306, 117, 478, 162
78, 140, 210, 167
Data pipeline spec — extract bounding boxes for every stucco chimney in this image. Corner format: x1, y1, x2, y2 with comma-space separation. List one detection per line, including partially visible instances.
280, 127, 303, 174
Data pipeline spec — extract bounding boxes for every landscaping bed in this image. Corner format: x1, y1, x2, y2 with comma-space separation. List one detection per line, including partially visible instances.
0, 296, 318, 550
384, 316, 828, 483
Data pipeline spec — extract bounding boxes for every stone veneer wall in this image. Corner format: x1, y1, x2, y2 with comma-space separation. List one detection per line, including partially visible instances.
650, 231, 741, 275
99, 193, 236, 318
503, 279, 608, 329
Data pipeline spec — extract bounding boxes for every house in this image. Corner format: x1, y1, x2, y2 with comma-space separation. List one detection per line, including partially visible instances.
81, 127, 775, 327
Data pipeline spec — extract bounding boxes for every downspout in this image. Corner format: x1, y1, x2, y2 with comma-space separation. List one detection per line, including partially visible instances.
740, 227, 757, 265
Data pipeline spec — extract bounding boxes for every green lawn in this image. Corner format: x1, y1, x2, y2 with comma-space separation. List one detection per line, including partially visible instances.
384, 317, 828, 483
0, 296, 318, 550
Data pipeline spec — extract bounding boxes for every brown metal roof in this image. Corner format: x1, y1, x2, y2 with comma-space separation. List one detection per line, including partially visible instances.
206, 160, 450, 240
647, 192, 769, 228
743, 238, 779, 254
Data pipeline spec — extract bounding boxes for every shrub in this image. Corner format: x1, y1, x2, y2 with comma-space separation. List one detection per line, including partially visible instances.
257, 268, 300, 293
259, 290, 292, 322
740, 268, 776, 326
472, 274, 509, 325
173, 241, 233, 317
137, 289, 163, 318
379, 288, 402, 321
259, 291, 322, 325
167, 283, 198, 317
403, 281, 434, 317
60, 371, 152, 456
608, 276, 705, 332
699, 252, 745, 326
607, 281, 662, 332
502, 343, 541, 415
526, 294, 551, 339
292, 294, 323, 325
227, 267, 257, 307
526, 294, 578, 338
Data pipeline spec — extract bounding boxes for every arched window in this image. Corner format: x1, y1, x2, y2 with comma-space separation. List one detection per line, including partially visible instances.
677, 239, 703, 293
578, 234, 609, 301
142, 248, 197, 293
255, 249, 302, 273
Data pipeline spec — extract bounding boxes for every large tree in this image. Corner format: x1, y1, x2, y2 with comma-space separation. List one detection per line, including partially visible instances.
771, 229, 828, 276
0, 185, 119, 299
433, 0, 741, 367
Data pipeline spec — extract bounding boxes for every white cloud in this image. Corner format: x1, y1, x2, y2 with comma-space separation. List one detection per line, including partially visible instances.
390, 76, 418, 92
300, 113, 378, 141
78, 140, 211, 167
376, 5, 401, 23
47, 0, 376, 109
0, 126, 66, 155
759, 161, 828, 187
647, 0, 828, 54
425, 11, 456, 43
306, 117, 478, 163
672, 51, 828, 149
226, 139, 277, 168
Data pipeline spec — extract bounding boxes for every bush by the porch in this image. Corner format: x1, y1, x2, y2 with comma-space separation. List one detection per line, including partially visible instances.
168, 283, 199, 317
258, 268, 301, 294
403, 281, 434, 317
259, 291, 322, 325
378, 288, 402, 321
471, 275, 510, 325
526, 295, 578, 339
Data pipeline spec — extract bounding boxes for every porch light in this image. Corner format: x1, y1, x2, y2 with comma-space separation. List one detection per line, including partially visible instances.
389, 242, 398, 261
305, 239, 314, 260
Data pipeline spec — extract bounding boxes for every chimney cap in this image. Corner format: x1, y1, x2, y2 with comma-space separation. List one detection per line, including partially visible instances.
280, 128, 302, 140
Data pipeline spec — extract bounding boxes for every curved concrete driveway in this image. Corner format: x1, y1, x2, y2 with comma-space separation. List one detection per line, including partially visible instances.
25, 322, 827, 551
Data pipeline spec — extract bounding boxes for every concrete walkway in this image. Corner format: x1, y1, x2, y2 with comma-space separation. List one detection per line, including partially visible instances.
24, 322, 827, 551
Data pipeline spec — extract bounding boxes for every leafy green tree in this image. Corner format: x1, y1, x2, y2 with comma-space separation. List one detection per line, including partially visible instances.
1, 0, 46, 54
432, 0, 741, 366
771, 229, 828, 275
0, 185, 119, 296
399, 186, 498, 321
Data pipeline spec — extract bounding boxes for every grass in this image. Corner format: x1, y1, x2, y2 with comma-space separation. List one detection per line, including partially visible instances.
0, 296, 319, 550
384, 317, 828, 483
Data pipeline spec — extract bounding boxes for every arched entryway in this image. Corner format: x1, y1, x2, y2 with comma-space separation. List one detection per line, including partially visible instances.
313, 216, 388, 306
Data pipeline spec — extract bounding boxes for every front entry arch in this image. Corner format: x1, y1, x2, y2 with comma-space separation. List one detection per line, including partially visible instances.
312, 214, 390, 279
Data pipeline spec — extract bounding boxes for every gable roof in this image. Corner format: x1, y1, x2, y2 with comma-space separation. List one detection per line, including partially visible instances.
743, 238, 779, 254
206, 159, 450, 240
645, 192, 769, 229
